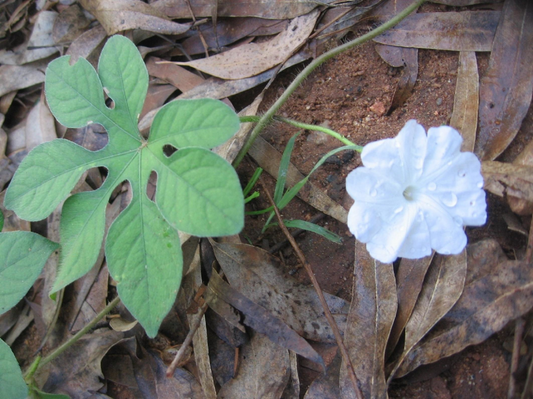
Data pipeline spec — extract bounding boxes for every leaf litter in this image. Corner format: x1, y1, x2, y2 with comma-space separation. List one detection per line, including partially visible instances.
2, 0, 533, 397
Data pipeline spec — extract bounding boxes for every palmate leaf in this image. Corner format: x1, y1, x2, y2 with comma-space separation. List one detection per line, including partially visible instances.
4, 35, 243, 337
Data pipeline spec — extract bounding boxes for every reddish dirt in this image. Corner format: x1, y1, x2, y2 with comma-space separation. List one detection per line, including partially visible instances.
237, 31, 531, 397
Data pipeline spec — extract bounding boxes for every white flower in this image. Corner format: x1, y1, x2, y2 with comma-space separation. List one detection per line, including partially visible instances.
346, 120, 486, 264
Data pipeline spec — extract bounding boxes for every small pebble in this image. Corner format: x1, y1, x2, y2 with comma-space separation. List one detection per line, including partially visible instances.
436, 97, 443, 106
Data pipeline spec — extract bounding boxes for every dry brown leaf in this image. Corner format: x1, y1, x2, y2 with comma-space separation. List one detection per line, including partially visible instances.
432, 0, 502, 5
0, 11, 59, 65
450, 51, 479, 153
79, 0, 191, 35
37, 329, 125, 395
390, 251, 467, 380
153, 0, 334, 19
374, 11, 500, 52
179, 17, 287, 56
65, 24, 107, 65
386, 255, 433, 360
339, 241, 397, 399
207, 268, 324, 367
146, 57, 205, 92
52, 4, 91, 44
508, 140, 533, 215
174, 10, 319, 80
376, 44, 418, 113
0, 190, 30, 232
475, 0, 533, 160
396, 254, 533, 378
482, 161, 533, 203
211, 240, 349, 343
0, 64, 45, 98
6, 124, 25, 154
140, 83, 176, 120
25, 99, 57, 151
249, 136, 348, 224
218, 332, 290, 398
305, 353, 341, 398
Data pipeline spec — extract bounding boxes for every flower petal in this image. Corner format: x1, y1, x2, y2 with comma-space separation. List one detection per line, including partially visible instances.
423, 125, 463, 177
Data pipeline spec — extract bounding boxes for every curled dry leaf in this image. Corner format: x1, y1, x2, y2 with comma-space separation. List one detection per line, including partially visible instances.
339, 241, 397, 399
173, 10, 319, 80
38, 329, 125, 396
65, 25, 107, 64
52, 4, 91, 44
0, 64, 45, 98
508, 140, 533, 215
375, 44, 418, 113
389, 250, 467, 381
396, 254, 533, 378
386, 255, 433, 359
374, 11, 500, 52
475, 0, 533, 160
79, 0, 191, 35
154, 0, 335, 19
218, 332, 290, 398
210, 240, 349, 343
450, 51, 479, 153
482, 161, 533, 204
207, 268, 324, 367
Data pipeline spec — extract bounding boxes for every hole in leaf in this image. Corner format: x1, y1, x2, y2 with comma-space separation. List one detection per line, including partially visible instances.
147, 171, 157, 201
103, 87, 115, 110
85, 167, 108, 190
163, 144, 178, 157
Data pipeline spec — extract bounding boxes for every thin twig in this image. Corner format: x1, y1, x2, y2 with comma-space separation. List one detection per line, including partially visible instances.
261, 178, 363, 399
233, 0, 426, 167
166, 286, 209, 377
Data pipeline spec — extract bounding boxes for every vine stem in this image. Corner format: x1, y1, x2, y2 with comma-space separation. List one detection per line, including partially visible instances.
233, 0, 427, 167
240, 115, 361, 148
24, 296, 121, 379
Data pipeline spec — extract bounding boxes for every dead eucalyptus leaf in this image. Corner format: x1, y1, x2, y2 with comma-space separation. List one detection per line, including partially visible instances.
218, 332, 290, 398
475, 0, 533, 160
0, 11, 59, 65
153, 0, 335, 19
65, 24, 107, 64
508, 140, 533, 215
432, 0, 502, 5
52, 4, 91, 44
109, 317, 138, 332
25, 99, 57, 151
179, 17, 287, 56
140, 83, 176, 120
389, 250, 467, 381
450, 51, 479, 153
339, 241, 397, 399
376, 44, 418, 113
146, 57, 205, 92
207, 268, 324, 368
79, 0, 191, 35
396, 256, 533, 378
0, 64, 45, 97
305, 353, 341, 398
173, 10, 319, 80
374, 11, 500, 52
386, 255, 433, 359
210, 240, 349, 343
248, 136, 348, 224
39, 329, 125, 396
482, 161, 533, 203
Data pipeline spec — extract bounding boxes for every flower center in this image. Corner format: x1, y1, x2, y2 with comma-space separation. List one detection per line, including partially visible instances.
403, 186, 416, 201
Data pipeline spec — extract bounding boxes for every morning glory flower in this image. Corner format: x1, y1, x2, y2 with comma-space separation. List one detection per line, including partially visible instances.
346, 120, 486, 264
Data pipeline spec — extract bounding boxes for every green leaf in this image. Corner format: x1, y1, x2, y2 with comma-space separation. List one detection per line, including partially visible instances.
0, 232, 59, 314
4, 35, 243, 337
30, 387, 70, 399
0, 339, 28, 399
283, 219, 343, 244
0, 209, 3, 231
155, 148, 244, 236
150, 99, 240, 149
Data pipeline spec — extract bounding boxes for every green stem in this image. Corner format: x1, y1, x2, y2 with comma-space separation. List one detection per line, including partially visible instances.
240, 115, 362, 149
233, 0, 426, 167
24, 296, 121, 378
